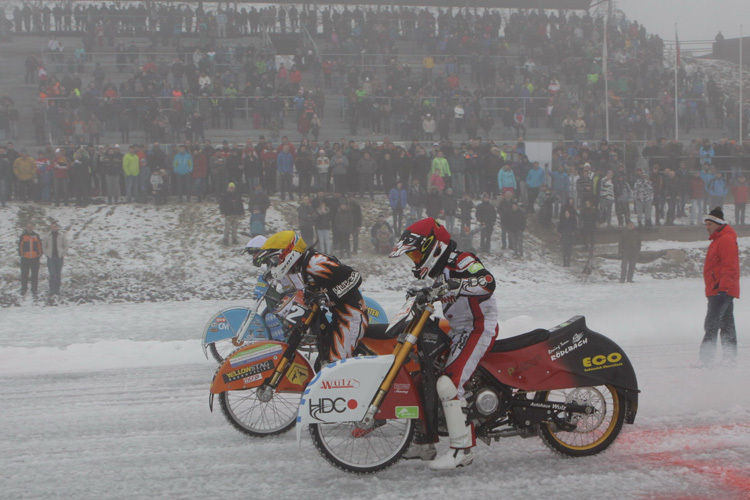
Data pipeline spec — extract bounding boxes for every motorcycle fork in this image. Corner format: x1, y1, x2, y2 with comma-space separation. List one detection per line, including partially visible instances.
265, 303, 320, 390
361, 305, 434, 426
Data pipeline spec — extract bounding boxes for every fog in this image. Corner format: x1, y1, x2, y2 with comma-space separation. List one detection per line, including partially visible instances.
622, 0, 750, 42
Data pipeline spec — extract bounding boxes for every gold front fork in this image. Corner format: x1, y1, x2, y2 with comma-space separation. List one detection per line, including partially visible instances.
363, 305, 434, 423
267, 303, 320, 387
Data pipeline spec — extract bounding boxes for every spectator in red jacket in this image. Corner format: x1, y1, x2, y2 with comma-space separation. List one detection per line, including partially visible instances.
700, 207, 740, 365
51, 148, 70, 207
730, 175, 748, 226
191, 147, 209, 202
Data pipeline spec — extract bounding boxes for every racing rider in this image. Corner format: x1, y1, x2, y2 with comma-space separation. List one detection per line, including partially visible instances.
390, 217, 498, 470
255, 230, 369, 362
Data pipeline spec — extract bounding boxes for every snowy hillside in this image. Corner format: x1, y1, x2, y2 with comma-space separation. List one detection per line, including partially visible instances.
3, 196, 746, 307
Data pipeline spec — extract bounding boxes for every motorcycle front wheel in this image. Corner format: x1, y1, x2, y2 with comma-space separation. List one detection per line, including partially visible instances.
219, 388, 301, 437
309, 419, 415, 474
537, 384, 626, 457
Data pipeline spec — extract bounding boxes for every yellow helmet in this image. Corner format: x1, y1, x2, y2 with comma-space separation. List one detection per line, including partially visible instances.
257, 231, 307, 279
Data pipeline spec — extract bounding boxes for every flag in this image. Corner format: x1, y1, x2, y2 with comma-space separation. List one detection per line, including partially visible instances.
675, 28, 681, 67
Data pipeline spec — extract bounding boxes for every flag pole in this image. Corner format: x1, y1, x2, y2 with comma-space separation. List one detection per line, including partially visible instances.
603, 3, 610, 142
674, 23, 679, 141
740, 25, 744, 142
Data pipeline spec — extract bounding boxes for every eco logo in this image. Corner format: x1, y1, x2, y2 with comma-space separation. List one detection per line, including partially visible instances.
395, 406, 419, 419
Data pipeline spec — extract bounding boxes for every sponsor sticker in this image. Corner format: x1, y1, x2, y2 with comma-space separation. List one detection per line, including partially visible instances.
242, 373, 263, 385
395, 406, 419, 419
321, 379, 361, 389
393, 383, 410, 394
331, 271, 361, 298
286, 362, 310, 386
229, 344, 283, 368
457, 256, 473, 269
309, 397, 358, 421
582, 352, 623, 372
222, 359, 274, 383
550, 336, 588, 361
467, 262, 485, 274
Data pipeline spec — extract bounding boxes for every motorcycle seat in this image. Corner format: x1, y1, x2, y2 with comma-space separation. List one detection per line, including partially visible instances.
491, 328, 550, 352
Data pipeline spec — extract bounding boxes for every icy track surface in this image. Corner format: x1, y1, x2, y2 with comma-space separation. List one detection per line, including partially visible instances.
2, 279, 749, 500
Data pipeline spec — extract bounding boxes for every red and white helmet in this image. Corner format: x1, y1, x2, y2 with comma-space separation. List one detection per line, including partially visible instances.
390, 218, 452, 279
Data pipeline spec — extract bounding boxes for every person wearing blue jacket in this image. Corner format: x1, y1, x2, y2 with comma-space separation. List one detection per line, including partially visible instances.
276, 144, 295, 201
706, 172, 728, 210
172, 145, 193, 202
549, 165, 569, 218
525, 162, 545, 214
389, 181, 408, 234
497, 163, 517, 195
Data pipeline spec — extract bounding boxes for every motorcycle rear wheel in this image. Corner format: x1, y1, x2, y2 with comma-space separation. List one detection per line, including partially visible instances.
209, 338, 244, 364
309, 419, 415, 473
538, 384, 625, 457
218, 388, 301, 437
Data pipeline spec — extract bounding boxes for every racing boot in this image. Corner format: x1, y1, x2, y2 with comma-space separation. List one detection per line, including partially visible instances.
429, 376, 475, 470
403, 442, 437, 460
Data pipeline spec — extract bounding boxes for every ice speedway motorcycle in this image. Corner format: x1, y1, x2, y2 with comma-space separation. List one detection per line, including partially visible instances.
208, 288, 434, 437
201, 274, 388, 363
295, 280, 640, 473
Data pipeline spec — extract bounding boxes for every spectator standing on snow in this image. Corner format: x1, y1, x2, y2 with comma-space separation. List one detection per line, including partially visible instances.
558, 207, 577, 267
475, 193, 497, 253
579, 199, 598, 251
618, 220, 641, 283
18, 223, 42, 298
172, 145, 193, 202
219, 182, 244, 245
41, 222, 68, 296
389, 181, 407, 235
700, 207, 740, 365
730, 175, 748, 226
506, 201, 526, 258
297, 195, 317, 243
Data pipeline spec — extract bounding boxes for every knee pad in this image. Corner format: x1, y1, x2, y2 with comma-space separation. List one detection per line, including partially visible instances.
436, 375, 458, 402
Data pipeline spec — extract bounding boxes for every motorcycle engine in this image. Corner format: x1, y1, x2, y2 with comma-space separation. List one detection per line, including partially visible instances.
474, 388, 500, 416
465, 374, 507, 418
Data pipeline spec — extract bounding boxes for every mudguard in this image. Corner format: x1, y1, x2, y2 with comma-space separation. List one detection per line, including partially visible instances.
480, 316, 639, 422
201, 306, 270, 358
296, 355, 395, 442
210, 341, 314, 395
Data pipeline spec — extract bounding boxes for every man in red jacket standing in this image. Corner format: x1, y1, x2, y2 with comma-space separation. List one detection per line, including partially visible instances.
700, 207, 740, 365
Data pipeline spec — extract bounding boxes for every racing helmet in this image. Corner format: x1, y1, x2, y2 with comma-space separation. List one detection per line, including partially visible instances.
244, 235, 268, 267
390, 218, 451, 279
255, 231, 307, 280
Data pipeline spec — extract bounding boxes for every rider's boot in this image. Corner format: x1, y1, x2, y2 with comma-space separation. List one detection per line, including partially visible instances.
403, 442, 437, 460
429, 376, 475, 470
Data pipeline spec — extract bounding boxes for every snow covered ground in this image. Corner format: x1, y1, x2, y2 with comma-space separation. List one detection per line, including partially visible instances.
2, 277, 749, 500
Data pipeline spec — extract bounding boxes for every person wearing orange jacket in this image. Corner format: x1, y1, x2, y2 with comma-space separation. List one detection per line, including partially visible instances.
700, 207, 740, 365
18, 223, 42, 297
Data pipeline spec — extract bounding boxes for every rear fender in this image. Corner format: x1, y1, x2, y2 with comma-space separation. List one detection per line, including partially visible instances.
296, 355, 395, 442
202, 307, 270, 357
363, 296, 389, 325
209, 341, 313, 395
481, 317, 639, 395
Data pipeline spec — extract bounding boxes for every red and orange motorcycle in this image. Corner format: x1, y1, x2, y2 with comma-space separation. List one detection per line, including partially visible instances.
209, 290, 450, 437
296, 281, 640, 473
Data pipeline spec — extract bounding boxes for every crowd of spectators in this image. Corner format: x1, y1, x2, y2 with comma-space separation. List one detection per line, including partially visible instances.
2, 3, 750, 267
2, 132, 748, 266
9, 2, 747, 152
